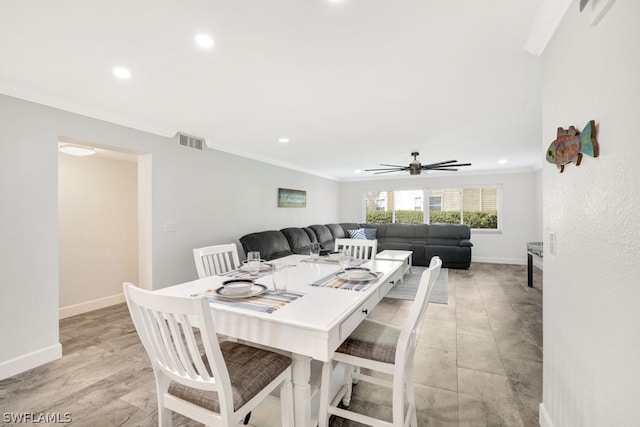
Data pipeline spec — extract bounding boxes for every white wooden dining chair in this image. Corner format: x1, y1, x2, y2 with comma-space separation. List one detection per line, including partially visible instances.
123, 283, 294, 427
193, 243, 241, 278
334, 238, 378, 260
318, 256, 442, 427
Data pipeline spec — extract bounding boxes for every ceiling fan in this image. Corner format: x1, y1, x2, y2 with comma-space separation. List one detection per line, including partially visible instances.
365, 152, 471, 175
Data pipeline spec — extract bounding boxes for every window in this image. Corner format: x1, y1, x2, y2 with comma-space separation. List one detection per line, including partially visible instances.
427, 187, 499, 229
364, 187, 500, 229
364, 190, 424, 224
428, 196, 442, 211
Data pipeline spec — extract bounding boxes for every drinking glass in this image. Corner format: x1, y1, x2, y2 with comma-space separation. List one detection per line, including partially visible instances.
272, 264, 288, 295
247, 251, 261, 276
309, 242, 320, 260
339, 249, 351, 270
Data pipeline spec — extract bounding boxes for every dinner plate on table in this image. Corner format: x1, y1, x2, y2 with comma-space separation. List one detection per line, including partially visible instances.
239, 261, 272, 272
323, 252, 342, 262
335, 271, 378, 282
214, 283, 268, 298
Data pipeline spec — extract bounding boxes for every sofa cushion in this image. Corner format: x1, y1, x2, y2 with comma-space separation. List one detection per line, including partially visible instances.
280, 227, 313, 255
239, 231, 293, 261
347, 228, 366, 240
363, 228, 377, 240
326, 223, 346, 239
414, 224, 429, 242
379, 223, 415, 242
303, 227, 318, 243
427, 224, 471, 246
358, 224, 378, 240
308, 224, 335, 250
340, 223, 361, 235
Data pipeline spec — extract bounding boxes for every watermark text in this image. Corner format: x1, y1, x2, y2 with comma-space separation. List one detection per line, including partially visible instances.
3, 412, 72, 423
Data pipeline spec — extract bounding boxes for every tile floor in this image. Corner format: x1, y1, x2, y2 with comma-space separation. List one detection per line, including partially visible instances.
0, 263, 542, 426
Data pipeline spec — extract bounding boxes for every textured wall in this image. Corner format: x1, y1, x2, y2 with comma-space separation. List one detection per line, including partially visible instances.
541, 2, 640, 426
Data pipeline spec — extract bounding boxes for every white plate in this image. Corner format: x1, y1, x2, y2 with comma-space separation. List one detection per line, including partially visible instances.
342, 267, 371, 279
214, 283, 268, 298
221, 279, 254, 295
336, 271, 378, 282
239, 262, 272, 272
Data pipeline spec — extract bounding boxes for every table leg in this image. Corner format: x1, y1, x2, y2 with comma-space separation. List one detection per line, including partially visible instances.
527, 253, 533, 288
291, 353, 312, 427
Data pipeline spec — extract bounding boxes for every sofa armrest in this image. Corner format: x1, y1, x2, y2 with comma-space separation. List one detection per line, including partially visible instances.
459, 239, 473, 247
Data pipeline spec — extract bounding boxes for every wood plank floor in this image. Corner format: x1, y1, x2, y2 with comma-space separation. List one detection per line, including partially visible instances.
0, 262, 542, 426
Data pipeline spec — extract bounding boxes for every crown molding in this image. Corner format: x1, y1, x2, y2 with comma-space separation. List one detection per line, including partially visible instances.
0, 85, 175, 138
203, 140, 340, 182
523, 0, 573, 56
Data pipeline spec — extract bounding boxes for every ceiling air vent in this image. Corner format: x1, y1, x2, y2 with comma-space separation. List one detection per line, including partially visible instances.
176, 132, 204, 150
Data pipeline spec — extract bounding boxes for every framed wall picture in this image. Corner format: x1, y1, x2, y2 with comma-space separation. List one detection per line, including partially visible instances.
278, 188, 307, 208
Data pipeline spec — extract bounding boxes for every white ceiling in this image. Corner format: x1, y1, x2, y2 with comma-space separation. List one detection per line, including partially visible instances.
0, 0, 544, 180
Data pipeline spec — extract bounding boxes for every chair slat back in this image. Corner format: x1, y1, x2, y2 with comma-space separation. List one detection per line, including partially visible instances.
396, 257, 442, 368
123, 284, 234, 409
193, 243, 241, 278
334, 238, 378, 260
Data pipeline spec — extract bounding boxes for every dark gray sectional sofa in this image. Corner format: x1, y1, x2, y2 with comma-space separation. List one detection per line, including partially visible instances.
239, 222, 472, 269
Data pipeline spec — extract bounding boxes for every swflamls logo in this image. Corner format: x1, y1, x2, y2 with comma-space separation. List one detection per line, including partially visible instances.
3, 412, 72, 423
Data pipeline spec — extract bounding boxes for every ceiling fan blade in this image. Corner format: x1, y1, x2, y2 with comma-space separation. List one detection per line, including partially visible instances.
425, 167, 460, 171
364, 167, 406, 172
374, 169, 406, 174
378, 163, 406, 168
444, 163, 472, 168
422, 160, 459, 168
425, 162, 472, 169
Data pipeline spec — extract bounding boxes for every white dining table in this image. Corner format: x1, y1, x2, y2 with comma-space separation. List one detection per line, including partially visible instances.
154, 254, 403, 426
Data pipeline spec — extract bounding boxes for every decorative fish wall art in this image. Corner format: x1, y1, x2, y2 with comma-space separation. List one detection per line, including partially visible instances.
546, 120, 599, 173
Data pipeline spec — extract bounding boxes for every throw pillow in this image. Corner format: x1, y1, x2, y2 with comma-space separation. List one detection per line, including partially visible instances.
363, 228, 377, 240
348, 228, 367, 240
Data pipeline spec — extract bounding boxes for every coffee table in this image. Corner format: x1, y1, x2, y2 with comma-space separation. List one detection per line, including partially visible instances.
376, 250, 412, 280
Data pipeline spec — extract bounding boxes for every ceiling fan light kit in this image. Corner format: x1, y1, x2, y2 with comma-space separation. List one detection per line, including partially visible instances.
365, 152, 471, 175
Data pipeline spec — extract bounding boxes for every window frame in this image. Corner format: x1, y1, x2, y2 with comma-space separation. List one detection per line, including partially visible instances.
362, 186, 503, 233
425, 185, 503, 233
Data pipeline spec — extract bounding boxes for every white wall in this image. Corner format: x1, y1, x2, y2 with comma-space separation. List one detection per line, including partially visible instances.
58, 153, 138, 318
339, 170, 541, 264
540, 2, 640, 426
0, 94, 340, 378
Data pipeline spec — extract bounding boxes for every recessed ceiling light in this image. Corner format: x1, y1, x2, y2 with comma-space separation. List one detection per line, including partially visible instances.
59, 145, 96, 156
195, 34, 215, 49
498, 159, 508, 164
278, 138, 290, 143
113, 66, 131, 80
354, 169, 362, 173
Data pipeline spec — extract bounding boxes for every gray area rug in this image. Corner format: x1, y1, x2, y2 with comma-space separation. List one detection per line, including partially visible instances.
385, 267, 448, 304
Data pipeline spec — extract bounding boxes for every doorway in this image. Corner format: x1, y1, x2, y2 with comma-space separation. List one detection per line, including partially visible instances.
58, 138, 151, 319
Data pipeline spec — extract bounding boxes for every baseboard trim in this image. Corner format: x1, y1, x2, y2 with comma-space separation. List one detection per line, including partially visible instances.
539, 403, 555, 427
59, 293, 126, 319
472, 256, 526, 265
0, 343, 62, 380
